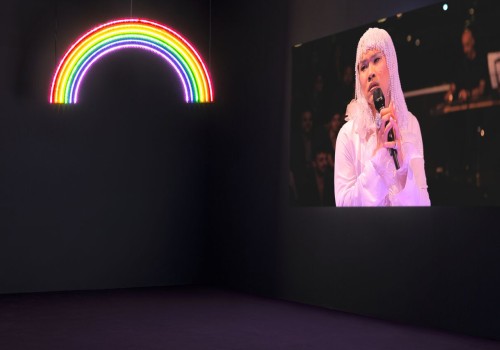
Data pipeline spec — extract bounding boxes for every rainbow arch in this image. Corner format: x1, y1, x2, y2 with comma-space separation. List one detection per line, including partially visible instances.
50, 18, 214, 104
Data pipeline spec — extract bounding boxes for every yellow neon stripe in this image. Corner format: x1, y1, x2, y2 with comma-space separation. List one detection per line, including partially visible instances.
59, 24, 206, 102
55, 22, 210, 103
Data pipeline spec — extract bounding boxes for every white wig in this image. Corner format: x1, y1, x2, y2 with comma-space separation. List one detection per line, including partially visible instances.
346, 27, 409, 135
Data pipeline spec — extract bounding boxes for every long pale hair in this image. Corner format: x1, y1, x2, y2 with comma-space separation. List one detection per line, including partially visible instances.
346, 27, 409, 135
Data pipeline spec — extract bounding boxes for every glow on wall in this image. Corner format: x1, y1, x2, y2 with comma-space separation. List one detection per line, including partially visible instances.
50, 18, 214, 104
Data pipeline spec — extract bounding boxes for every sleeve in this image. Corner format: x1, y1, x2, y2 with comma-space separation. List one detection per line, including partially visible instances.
334, 115, 431, 207
334, 126, 390, 206
390, 115, 431, 206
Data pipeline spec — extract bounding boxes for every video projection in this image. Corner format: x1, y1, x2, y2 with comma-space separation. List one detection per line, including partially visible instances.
289, 0, 500, 207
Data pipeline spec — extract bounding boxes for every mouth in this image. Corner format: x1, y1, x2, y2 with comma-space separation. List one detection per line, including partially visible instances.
368, 82, 379, 93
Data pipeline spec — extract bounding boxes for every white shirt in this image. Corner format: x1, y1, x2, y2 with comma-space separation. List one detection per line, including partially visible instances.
334, 111, 431, 206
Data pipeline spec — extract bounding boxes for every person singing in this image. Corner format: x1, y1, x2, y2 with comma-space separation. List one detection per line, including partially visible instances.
334, 28, 431, 206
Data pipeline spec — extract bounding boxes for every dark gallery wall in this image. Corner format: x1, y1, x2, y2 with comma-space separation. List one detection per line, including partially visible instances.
204, 0, 289, 291
208, 0, 500, 342
2, 0, 500, 342
0, 0, 214, 294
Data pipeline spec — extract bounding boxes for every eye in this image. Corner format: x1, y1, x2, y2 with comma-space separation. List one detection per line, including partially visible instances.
374, 56, 381, 64
360, 64, 367, 72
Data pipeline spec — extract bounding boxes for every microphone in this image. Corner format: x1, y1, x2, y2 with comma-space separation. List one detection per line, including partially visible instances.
373, 88, 399, 170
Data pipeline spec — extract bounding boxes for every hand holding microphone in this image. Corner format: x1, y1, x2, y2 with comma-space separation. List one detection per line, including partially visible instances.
373, 88, 400, 170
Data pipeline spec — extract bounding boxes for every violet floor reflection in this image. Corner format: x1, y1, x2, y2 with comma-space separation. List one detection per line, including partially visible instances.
1, 286, 499, 350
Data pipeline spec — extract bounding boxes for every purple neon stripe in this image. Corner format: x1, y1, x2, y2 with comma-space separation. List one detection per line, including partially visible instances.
72, 43, 192, 103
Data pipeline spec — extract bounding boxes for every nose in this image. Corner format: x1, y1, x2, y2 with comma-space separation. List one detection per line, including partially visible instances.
368, 72, 375, 82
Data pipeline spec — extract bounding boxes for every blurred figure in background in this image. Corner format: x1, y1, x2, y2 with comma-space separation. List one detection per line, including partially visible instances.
295, 147, 335, 206
444, 26, 489, 103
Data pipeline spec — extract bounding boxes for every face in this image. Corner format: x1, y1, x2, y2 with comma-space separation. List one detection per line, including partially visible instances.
343, 65, 354, 85
358, 49, 390, 114
462, 29, 475, 59
330, 113, 342, 133
301, 111, 313, 134
314, 152, 329, 174
313, 75, 324, 92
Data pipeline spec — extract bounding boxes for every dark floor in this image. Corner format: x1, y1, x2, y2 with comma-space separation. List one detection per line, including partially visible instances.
0, 286, 499, 350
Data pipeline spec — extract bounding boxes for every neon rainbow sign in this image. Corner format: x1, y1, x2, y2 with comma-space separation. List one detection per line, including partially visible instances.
50, 18, 214, 104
